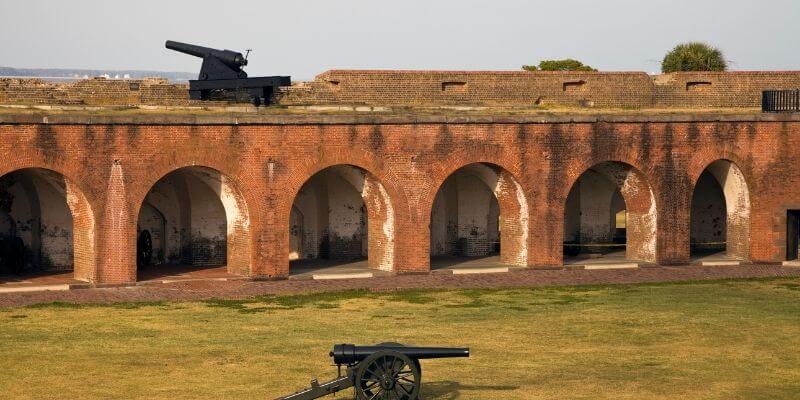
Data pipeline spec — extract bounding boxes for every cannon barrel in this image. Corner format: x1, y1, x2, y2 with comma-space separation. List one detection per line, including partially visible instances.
330, 343, 470, 365
165, 40, 248, 68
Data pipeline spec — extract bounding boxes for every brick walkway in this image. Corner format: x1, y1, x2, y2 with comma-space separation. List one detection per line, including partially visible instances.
1, 265, 799, 308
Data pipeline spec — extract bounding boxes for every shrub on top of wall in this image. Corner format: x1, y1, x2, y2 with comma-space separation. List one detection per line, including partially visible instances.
661, 42, 728, 73
523, 59, 597, 72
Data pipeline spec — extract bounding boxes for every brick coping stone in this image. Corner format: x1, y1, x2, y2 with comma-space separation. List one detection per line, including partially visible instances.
1, 110, 800, 126
1, 265, 798, 308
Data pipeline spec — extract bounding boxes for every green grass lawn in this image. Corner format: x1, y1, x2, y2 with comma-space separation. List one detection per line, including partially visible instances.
1, 278, 799, 399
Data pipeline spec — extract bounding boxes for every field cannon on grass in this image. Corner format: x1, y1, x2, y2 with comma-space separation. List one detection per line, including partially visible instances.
276, 343, 470, 400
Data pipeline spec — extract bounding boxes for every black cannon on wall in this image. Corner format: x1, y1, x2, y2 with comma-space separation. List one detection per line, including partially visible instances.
165, 40, 291, 106
275, 343, 470, 400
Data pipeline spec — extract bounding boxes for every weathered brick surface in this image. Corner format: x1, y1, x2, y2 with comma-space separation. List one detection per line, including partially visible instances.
278, 70, 800, 108
0, 77, 221, 106
5, 70, 800, 109
1, 118, 799, 284
278, 70, 654, 108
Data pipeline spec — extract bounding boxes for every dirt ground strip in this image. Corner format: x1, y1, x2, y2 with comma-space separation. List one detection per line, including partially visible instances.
1, 265, 800, 308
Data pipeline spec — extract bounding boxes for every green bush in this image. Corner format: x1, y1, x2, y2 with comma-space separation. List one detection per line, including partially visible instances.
661, 42, 727, 73
523, 59, 597, 72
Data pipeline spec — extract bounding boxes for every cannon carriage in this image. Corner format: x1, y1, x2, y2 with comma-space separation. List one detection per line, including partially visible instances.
165, 40, 291, 106
276, 343, 469, 400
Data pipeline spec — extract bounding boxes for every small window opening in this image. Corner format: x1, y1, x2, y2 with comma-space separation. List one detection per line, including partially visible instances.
563, 80, 586, 92
686, 81, 712, 92
441, 81, 467, 93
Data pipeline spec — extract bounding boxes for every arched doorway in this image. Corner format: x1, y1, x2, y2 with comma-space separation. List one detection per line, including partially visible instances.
690, 160, 750, 262
0, 168, 95, 282
563, 162, 657, 266
429, 163, 528, 271
136, 167, 250, 280
288, 165, 394, 278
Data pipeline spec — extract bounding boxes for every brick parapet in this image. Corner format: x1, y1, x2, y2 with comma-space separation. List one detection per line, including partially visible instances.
4, 70, 800, 110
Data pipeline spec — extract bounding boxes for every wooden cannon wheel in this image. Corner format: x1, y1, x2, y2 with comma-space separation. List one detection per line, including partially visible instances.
355, 350, 421, 400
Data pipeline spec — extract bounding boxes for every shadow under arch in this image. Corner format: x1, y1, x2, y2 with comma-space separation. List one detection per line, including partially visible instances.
563, 161, 657, 263
134, 165, 252, 278
428, 162, 529, 267
689, 159, 751, 260
0, 167, 96, 282
288, 163, 396, 274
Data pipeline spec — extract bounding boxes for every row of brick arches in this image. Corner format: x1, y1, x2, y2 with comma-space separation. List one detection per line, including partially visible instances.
0, 159, 754, 282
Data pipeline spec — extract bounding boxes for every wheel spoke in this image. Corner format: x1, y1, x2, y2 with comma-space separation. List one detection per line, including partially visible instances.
366, 364, 381, 378
399, 376, 416, 384
364, 381, 379, 389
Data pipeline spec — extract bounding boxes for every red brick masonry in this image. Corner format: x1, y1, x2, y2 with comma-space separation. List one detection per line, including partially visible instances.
4, 70, 800, 108
2, 112, 800, 284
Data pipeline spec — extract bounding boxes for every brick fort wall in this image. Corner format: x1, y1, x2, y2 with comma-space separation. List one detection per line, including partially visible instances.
1, 115, 799, 284
4, 70, 800, 108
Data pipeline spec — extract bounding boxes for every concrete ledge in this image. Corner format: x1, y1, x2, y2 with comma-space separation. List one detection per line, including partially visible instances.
451, 267, 510, 275
701, 261, 742, 267
782, 260, 800, 267
583, 263, 639, 270
312, 272, 374, 280
0, 284, 71, 294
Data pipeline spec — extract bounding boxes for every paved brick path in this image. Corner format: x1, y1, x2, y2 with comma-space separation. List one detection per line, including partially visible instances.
1, 265, 799, 308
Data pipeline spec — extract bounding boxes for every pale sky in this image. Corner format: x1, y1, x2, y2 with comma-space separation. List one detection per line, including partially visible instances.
1, 0, 798, 79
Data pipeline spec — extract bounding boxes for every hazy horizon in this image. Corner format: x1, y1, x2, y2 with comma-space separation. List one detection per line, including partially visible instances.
1, 0, 799, 80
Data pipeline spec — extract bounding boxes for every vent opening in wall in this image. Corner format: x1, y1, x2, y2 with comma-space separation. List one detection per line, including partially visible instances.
563, 80, 586, 92
442, 81, 467, 93
686, 81, 712, 91
129, 83, 140, 91
327, 80, 341, 91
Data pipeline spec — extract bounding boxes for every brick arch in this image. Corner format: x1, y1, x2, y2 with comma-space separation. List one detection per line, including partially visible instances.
131, 159, 249, 215
688, 158, 751, 260
561, 161, 658, 263
0, 166, 97, 282
424, 160, 530, 267
279, 154, 409, 274
133, 165, 252, 277
420, 154, 526, 219
558, 155, 657, 203
687, 150, 753, 189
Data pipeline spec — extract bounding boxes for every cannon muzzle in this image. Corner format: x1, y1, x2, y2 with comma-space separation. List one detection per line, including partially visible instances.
165, 40, 248, 69
330, 343, 470, 365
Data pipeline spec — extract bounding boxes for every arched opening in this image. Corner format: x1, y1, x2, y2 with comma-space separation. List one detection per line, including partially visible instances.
690, 160, 750, 263
0, 168, 95, 283
136, 167, 251, 281
563, 162, 657, 266
429, 163, 528, 271
289, 165, 394, 278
